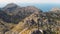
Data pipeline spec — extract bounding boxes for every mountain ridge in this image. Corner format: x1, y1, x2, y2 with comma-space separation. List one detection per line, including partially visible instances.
0, 3, 60, 34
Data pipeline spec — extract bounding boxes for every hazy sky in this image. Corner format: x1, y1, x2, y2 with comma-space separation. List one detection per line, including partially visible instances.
0, 0, 60, 11
0, 0, 60, 4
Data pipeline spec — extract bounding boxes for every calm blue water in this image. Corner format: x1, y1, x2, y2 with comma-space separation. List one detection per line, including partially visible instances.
34, 4, 60, 12
18, 3, 60, 12
0, 3, 60, 12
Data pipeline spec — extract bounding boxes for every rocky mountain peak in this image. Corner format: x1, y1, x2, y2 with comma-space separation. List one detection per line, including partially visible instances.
3, 3, 20, 12
4, 3, 18, 8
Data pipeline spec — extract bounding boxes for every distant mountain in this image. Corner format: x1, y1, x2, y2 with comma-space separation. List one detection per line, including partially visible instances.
50, 8, 60, 13
3, 3, 41, 15
3, 3, 20, 15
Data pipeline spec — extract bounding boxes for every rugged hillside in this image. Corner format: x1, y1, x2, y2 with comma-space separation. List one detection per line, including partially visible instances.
1, 3, 41, 24
0, 3, 60, 34
11, 11, 40, 32
10, 10, 60, 34
0, 3, 42, 34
